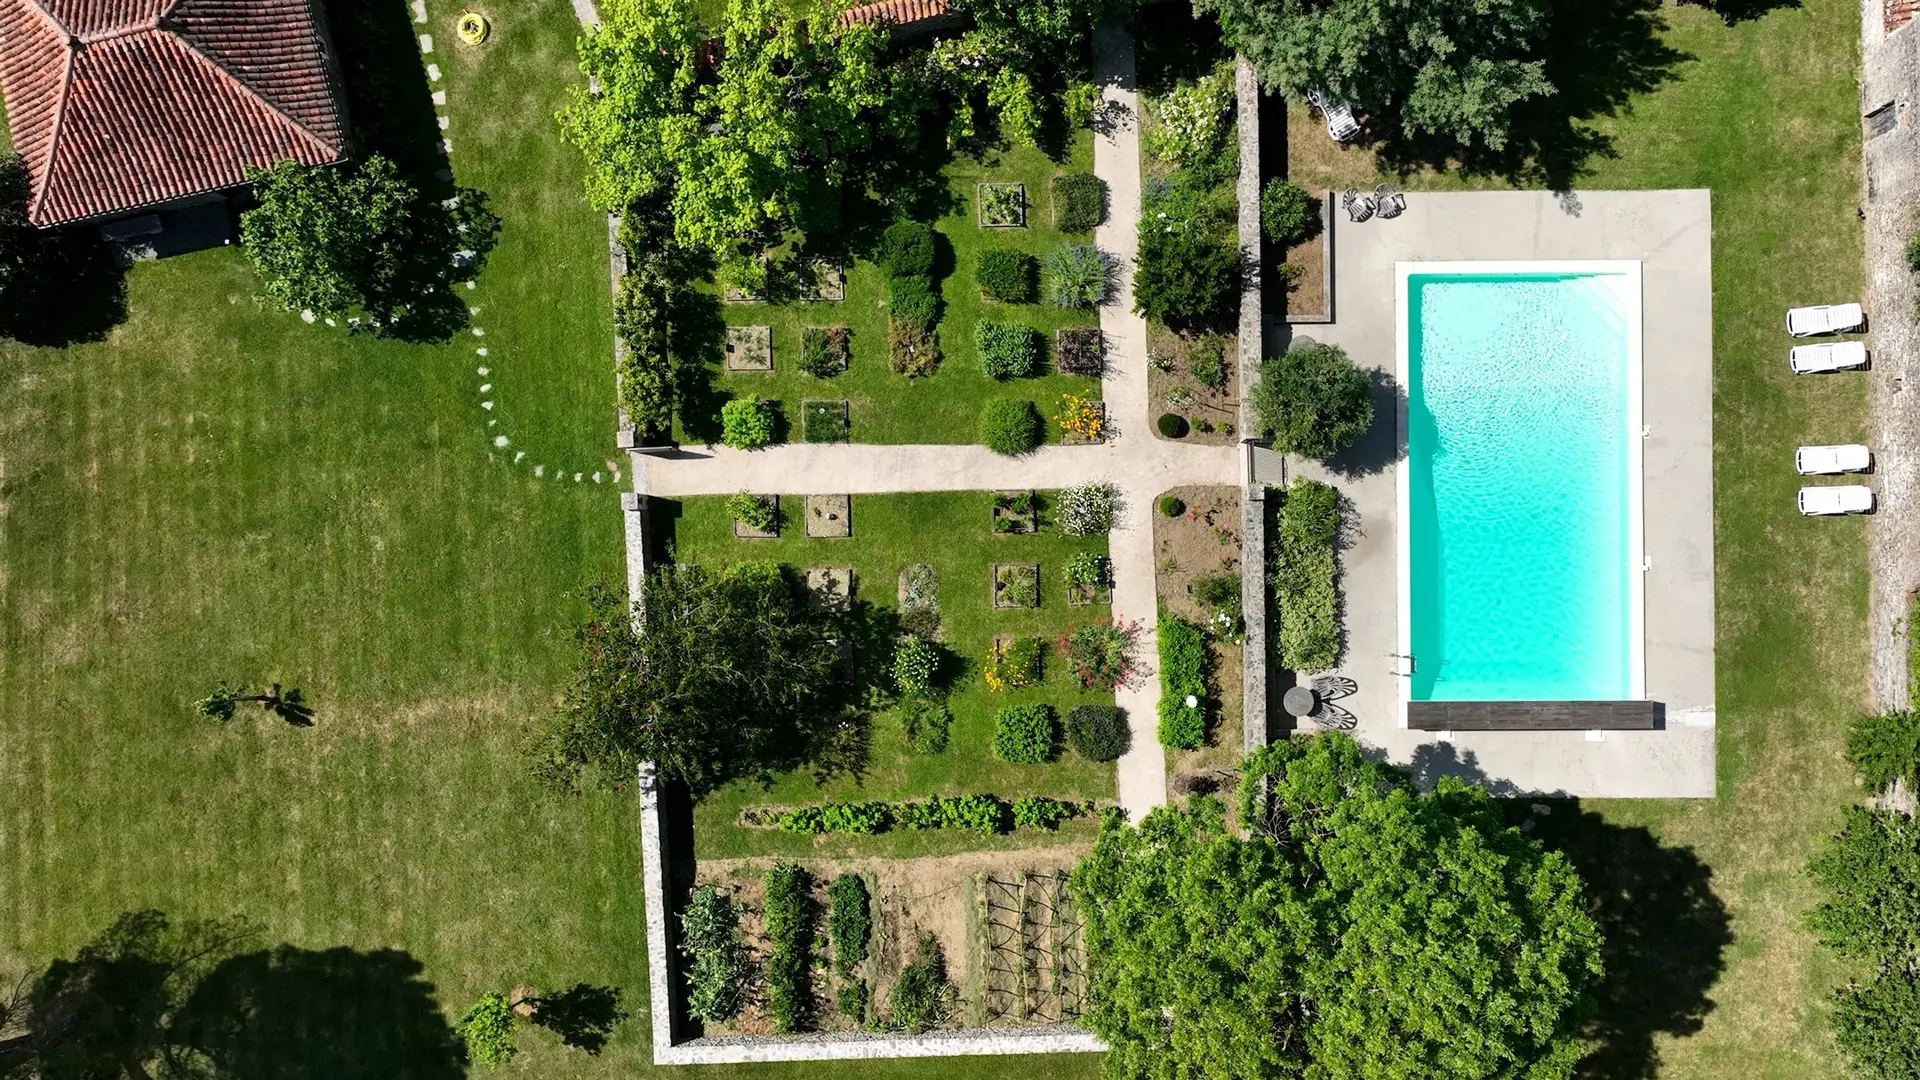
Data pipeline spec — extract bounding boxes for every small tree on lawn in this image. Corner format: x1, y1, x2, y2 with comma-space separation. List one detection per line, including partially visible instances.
240, 157, 415, 321
1249, 342, 1374, 458
1072, 732, 1602, 1080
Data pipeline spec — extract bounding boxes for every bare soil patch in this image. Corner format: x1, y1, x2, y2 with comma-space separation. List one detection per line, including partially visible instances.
1146, 328, 1237, 444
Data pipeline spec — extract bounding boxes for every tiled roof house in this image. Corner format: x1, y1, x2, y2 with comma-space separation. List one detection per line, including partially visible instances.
0, 0, 348, 227
836, 0, 964, 37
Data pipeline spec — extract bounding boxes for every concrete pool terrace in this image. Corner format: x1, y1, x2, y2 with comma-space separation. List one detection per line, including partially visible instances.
1267, 189, 1715, 798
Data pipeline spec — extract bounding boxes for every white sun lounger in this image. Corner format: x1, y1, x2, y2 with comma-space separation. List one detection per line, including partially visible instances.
1789, 340, 1868, 374
1306, 89, 1362, 143
1798, 485, 1874, 515
1795, 445, 1872, 475
1786, 303, 1865, 337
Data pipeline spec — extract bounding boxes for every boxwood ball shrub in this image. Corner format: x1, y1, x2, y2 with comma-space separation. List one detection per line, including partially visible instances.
1159, 495, 1185, 517
980, 398, 1043, 455
977, 320, 1042, 379
879, 220, 936, 278
975, 248, 1036, 303
993, 703, 1058, 764
1052, 172, 1108, 233
1260, 178, 1319, 247
1158, 412, 1189, 438
1066, 704, 1128, 761
721, 397, 778, 449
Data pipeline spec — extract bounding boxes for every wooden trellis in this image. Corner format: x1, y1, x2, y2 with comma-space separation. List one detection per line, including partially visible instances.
981, 870, 1086, 1024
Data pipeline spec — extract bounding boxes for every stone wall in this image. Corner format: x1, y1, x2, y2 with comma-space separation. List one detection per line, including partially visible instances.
1236, 57, 1272, 751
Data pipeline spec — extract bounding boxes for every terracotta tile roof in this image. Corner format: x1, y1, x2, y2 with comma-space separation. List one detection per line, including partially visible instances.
836, 0, 950, 29
0, 0, 346, 226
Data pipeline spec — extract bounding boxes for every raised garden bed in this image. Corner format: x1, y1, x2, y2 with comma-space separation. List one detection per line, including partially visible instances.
992, 563, 1041, 609
977, 182, 1027, 228
803, 399, 850, 443
991, 490, 1037, 534
732, 493, 780, 539
805, 494, 852, 538
898, 563, 941, 639
802, 326, 850, 376
806, 567, 854, 612
797, 257, 846, 302
1054, 327, 1105, 376
725, 325, 773, 371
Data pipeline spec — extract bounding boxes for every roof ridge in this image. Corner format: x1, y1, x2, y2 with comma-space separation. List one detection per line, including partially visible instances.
28, 44, 76, 223
157, 24, 334, 159
20, 0, 72, 40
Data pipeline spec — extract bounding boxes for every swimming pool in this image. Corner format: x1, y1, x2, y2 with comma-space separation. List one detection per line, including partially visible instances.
1396, 262, 1645, 705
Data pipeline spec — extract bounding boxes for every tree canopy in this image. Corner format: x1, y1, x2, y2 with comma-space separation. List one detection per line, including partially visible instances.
561, 0, 889, 283
1071, 734, 1602, 1080
1249, 342, 1374, 458
1195, 0, 1554, 151
1806, 805, 1920, 1080
530, 568, 852, 796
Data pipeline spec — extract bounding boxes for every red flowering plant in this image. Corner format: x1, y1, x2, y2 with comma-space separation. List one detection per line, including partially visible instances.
1057, 618, 1141, 690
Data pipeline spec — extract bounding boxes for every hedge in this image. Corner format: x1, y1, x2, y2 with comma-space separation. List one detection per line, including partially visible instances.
1273, 477, 1340, 671
762, 864, 814, 1033
977, 320, 1043, 379
1066, 704, 1128, 761
1157, 616, 1208, 749
976, 248, 1036, 303
745, 794, 1082, 836
994, 702, 1058, 763
1052, 172, 1108, 233
879, 221, 935, 278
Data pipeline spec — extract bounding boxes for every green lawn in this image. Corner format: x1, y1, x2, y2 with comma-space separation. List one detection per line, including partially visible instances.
659, 492, 1119, 860
696, 140, 1105, 446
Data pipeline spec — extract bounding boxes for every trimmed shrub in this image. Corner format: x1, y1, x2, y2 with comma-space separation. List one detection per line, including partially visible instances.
752, 794, 1075, 836
1260, 178, 1319, 247
977, 320, 1043, 379
1188, 340, 1227, 390
879, 220, 936, 278
976, 248, 1036, 303
1194, 571, 1244, 637
1134, 224, 1237, 328
993, 703, 1058, 764
893, 636, 940, 695
1159, 495, 1185, 517
897, 695, 952, 754
679, 886, 750, 1023
1053, 172, 1108, 233
455, 992, 518, 1069
762, 864, 814, 1033
721, 398, 778, 449
1272, 477, 1341, 671
801, 326, 849, 377
1156, 616, 1208, 750
1066, 704, 1128, 762
1059, 481, 1119, 535
1250, 343, 1374, 459
1044, 243, 1114, 310
980, 398, 1043, 455
828, 874, 871, 977
1013, 795, 1072, 830
726, 491, 776, 532
1845, 712, 1920, 794
1158, 412, 1189, 438
887, 274, 939, 328
613, 267, 675, 437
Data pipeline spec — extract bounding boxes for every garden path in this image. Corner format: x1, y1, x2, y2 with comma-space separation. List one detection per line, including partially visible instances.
630, 20, 1217, 823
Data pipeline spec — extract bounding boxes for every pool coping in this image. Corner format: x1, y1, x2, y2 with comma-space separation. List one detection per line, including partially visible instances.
1393, 260, 1647, 722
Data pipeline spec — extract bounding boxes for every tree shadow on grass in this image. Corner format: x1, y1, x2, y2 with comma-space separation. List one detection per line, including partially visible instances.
1370, 0, 1689, 189
0, 232, 129, 347
1679, 0, 1801, 24
1405, 743, 1732, 1080
530, 984, 627, 1055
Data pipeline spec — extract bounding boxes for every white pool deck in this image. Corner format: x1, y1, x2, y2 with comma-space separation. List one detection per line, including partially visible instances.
1279, 189, 1715, 798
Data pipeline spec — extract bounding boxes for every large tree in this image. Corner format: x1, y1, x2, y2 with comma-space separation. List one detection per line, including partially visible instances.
1249, 342, 1374, 459
1806, 805, 1920, 1080
561, 0, 888, 283
1072, 734, 1602, 1080
1195, 0, 1553, 151
530, 567, 850, 796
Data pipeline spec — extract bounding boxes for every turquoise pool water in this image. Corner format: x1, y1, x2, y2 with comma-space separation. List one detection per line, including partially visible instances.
1406, 272, 1635, 701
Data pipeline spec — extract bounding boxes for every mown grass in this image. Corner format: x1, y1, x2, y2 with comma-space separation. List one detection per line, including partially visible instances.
696, 139, 1105, 446
658, 492, 1119, 860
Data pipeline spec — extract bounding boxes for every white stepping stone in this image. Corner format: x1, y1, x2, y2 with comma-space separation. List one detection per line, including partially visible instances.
432, 90, 446, 105
476, 347, 487, 357
427, 63, 441, 81
419, 34, 434, 53
411, 0, 426, 22
479, 383, 491, 393
481, 401, 493, 410
472, 327, 485, 336
437, 116, 449, 131
464, 281, 476, 290
592, 472, 603, 483
324, 317, 336, 327
534, 465, 545, 477
494, 435, 509, 447
442, 138, 452, 153
299, 310, 314, 323
514, 451, 525, 463
574, 473, 583, 482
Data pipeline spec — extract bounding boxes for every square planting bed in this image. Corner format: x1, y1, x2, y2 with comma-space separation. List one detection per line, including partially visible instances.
804, 493, 852, 538
977, 182, 1027, 228
1067, 579, 1112, 606
802, 399, 850, 443
897, 563, 941, 639
805, 566, 854, 611
1054, 327, 1106, 376
801, 326, 850, 376
730, 493, 779, 539
1059, 400, 1106, 446
991, 490, 1037, 534
724, 325, 773, 371
798, 258, 845, 302
991, 562, 1041, 609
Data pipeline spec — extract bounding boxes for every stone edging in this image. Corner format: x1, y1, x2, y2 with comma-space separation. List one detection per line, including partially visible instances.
1235, 56, 1271, 751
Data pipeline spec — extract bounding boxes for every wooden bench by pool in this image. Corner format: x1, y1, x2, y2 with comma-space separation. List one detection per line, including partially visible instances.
1407, 700, 1658, 731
